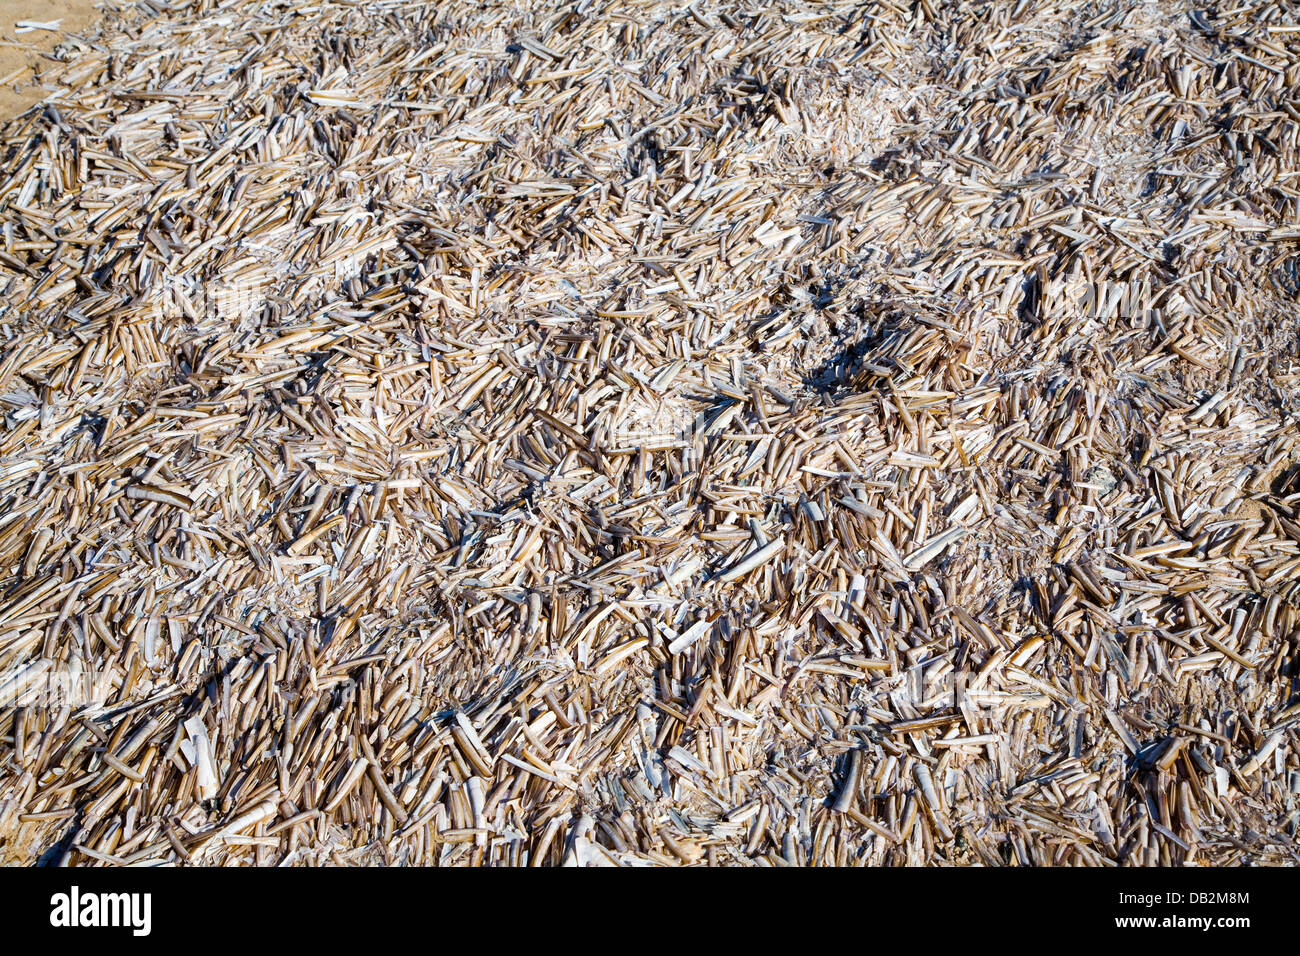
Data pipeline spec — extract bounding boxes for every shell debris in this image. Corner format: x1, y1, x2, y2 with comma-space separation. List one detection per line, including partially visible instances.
0, 0, 1298, 866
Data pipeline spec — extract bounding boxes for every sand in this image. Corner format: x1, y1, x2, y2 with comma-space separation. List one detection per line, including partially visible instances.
0, 0, 106, 119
